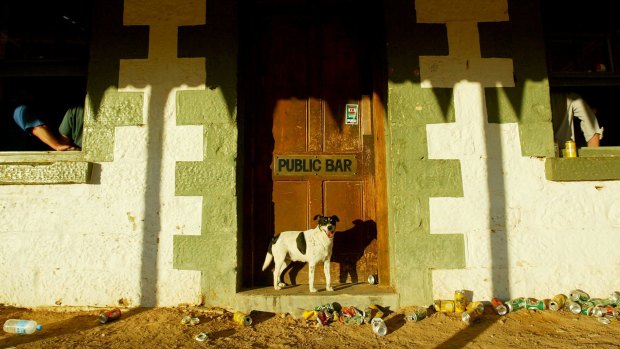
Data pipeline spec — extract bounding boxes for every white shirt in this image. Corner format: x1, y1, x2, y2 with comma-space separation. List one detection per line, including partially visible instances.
551, 92, 604, 146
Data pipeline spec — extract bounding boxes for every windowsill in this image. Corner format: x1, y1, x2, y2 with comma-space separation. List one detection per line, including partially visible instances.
0, 151, 92, 185
545, 147, 620, 181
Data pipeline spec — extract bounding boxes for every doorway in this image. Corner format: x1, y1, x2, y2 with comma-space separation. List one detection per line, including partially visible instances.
240, 0, 388, 290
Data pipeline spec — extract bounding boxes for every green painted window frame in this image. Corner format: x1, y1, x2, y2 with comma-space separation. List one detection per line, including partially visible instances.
0, 152, 92, 185
545, 147, 620, 181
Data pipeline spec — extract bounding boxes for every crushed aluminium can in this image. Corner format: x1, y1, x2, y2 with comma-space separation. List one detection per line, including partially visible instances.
341, 306, 364, 325
454, 290, 467, 313
406, 307, 428, 322
549, 294, 567, 311
491, 298, 508, 316
525, 298, 547, 311
368, 304, 384, 319
466, 302, 485, 314
580, 306, 594, 316
567, 300, 582, 315
317, 308, 333, 326
607, 291, 620, 305
461, 308, 482, 325
368, 274, 378, 285
303, 310, 318, 321
592, 305, 614, 318
371, 317, 388, 336
598, 316, 612, 325
569, 289, 590, 302
233, 311, 252, 326
99, 308, 122, 324
434, 300, 455, 313
505, 297, 526, 312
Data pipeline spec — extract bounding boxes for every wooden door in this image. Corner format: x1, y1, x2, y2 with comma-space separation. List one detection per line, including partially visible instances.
243, 2, 384, 288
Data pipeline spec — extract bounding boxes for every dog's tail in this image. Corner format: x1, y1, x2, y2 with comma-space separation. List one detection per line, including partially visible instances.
261, 252, 273, 271
261, 235, 279, 271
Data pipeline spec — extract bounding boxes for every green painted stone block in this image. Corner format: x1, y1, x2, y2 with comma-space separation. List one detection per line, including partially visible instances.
176, 161, 236, 196
0, 162, 92, 185
518, 122, 554, 157
202, 204, 238, 237
173, 235, 237, 271
204, 123, 238, 160
91, 91, 144, 126
177, 89, 234, 125
545, 157, 620, 181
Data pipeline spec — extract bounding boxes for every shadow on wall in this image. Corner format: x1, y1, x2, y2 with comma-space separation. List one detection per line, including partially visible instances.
331, 219, 378, 284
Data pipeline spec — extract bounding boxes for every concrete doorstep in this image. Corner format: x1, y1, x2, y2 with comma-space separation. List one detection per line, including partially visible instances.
235, 283, 399, 318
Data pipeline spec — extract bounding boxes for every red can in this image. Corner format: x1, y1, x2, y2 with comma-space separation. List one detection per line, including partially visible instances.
491, 297, 508, 316
99, 308, 122, 324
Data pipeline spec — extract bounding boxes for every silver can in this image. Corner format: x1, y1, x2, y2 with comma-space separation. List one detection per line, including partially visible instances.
367, 274, 378, 285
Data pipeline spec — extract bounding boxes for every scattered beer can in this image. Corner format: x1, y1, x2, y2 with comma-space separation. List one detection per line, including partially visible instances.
195, 332, 209, 342
461, 309, 482, 325
314, 303, 336, 313
368, 274, 378, 285
580, 306, 594, 316
569, 289, 590, 302
181, 315, 200, 326
592, 305, 614, 318
99, 308, 122, 324
598, 316, 612, 325
607, 291, 620, 305
371, 317, 388, 336
567, 300, 582, 315
233, 311, 252, 326
341, 306, 364, 325
491, 298, 508, 316
303, 310, 318, 321
505, 297, 526, 312
406, 307, 428, 322
434, 300, 455, 313
316, 308, 333, 326
525, 298, 546, 311
612, 308, 620, 321
587, 298, 607, 307
549, 294, 567, 311
466, 301, 485, 314
368, 304, 384, 319
454, 290, 467, 313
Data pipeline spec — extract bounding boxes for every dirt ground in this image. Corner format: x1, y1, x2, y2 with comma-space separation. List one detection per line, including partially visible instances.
1, 303, 618, 349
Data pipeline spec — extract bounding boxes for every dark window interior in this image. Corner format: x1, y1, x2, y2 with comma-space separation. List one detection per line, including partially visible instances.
542, 1, 620, 147
0, 0, 91, 151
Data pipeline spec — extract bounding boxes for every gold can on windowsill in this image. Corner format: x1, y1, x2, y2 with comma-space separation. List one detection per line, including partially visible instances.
564, 140, 577, 158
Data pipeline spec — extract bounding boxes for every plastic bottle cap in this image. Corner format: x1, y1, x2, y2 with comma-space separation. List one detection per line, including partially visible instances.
36, 324, 43, 331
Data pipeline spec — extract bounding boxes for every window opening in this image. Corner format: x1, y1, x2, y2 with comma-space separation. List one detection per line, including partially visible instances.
542, 0, 620, 149
0, 0, 91, 151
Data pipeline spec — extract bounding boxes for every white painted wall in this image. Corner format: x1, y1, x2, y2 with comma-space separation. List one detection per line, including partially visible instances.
0, 0, 207, 307
419, 0, 620, 301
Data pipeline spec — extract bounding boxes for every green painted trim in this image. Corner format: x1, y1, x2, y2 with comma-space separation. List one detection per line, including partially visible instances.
578, 147, 620, 158
172, 1, 240, 307
545, 157, 620, 181
0, 161, 92, 184
386, 81, 466, 306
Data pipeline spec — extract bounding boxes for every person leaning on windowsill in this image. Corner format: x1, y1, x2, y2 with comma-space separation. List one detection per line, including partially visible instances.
13, 104, 83, 151
551, 92, 603, 149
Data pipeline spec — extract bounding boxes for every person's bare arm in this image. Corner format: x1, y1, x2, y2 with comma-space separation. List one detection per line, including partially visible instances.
31, 125, 78, 151
587, 133, 601, 147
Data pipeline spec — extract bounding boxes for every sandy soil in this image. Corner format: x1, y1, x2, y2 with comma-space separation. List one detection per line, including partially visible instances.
1, 303, 618, 348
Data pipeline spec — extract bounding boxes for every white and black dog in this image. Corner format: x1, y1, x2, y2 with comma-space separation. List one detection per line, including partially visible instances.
262, 214, 339, 293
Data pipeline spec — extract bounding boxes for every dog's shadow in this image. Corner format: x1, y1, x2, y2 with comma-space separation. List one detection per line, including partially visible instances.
331, 219, 377, 283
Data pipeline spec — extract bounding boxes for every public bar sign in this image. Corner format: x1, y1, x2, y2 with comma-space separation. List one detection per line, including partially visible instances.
274, 155, 357, 176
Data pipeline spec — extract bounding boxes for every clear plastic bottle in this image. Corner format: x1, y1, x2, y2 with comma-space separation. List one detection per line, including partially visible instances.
3, 319, 43, 335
